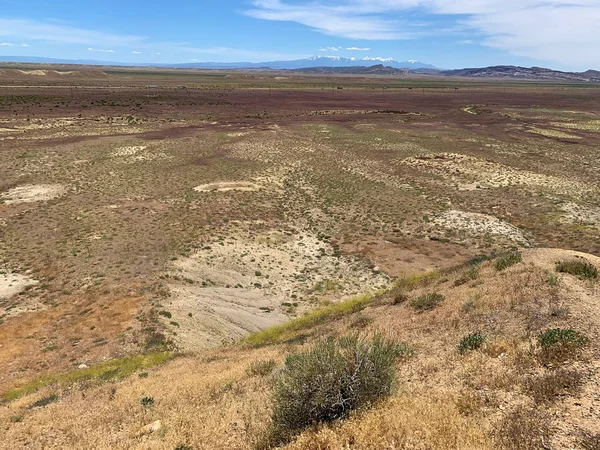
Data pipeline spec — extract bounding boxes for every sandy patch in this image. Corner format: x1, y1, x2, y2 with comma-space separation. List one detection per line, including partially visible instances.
433, 210, 530, 244
0, 184, 66, 204
163, 229, 389, 349
194, 182, 262, 193
111, 145, 171, 163
526, 127, 581, 139
0, 273, 38, 301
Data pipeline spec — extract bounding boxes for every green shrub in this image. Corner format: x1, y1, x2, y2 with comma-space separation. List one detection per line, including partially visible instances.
458, 333, 486, 354
410, 293, 445, 312
29, 394, 58, 408
495, 252, 522, 271
555, 260, 598, 280
267, 335, 402, 445
140, 396, 154, 407
246, 359, 277, 377
538, 328, 589, 364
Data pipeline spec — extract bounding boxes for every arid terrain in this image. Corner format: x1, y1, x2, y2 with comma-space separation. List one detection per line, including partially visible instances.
1, 66, 599, 449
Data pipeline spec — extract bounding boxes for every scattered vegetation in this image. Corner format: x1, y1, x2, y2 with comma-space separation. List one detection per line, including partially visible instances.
555, 259, 598, 280
410, 293, 445, 312
265, 335, 403, 446
458, 332, 486, 354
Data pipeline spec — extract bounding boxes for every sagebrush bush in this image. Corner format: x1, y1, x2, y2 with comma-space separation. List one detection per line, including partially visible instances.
410, 293, 444, 312
267, 335, 404, 445
555, 259, 598, 280
458, 332, 485, 354
538, 328, 589, 364
495, 251, 522, 271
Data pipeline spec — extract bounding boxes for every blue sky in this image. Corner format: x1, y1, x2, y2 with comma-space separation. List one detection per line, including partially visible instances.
0, 0, 598, 70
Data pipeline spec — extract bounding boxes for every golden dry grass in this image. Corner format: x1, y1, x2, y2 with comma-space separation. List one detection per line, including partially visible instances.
1, 248, 599, 449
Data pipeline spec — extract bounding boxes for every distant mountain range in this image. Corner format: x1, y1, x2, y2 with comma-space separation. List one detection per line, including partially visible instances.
0, 55, 437, 70
1, 55, 599, 82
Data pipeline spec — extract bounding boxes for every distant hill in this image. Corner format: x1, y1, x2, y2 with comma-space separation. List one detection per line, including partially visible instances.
441, 65, 600, 82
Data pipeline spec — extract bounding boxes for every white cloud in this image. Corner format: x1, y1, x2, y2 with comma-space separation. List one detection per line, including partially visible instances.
318, 46, 341, 52
347, 47, 370, 51
0, 42, 15, 46
88, 47, 116, 53
132, 51, 142, 54
247, 0, 600, 68
0, 19, 146, 46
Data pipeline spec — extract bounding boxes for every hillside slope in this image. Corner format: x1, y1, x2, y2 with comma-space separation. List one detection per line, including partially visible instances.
1, 248, 599, 449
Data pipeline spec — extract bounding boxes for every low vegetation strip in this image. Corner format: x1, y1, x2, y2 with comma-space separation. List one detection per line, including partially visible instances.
1, 352, 173, 403
246, 294, 375, 347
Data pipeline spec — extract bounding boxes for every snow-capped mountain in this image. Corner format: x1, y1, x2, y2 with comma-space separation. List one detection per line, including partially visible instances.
260, 56, 437, 69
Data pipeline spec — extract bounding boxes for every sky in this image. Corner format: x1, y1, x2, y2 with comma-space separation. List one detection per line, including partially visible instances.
0, 0, 599, 70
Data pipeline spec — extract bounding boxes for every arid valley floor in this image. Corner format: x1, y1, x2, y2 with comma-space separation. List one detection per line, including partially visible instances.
1, 67, 599, 449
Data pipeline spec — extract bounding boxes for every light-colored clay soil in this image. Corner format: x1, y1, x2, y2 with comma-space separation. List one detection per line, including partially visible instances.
433, 210, 530, 244
163, 228, 389, 350
0, 184, 66, 204
193, 182, 262, 192
0, 273, 38, 301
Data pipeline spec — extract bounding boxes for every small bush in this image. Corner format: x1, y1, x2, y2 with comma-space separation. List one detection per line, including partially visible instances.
410, 293, 444, 312
140, 396, 154, 407
392, 293, 408, 305
246, 359, 277, 377
538, 328, 589, 364
495, 252, 522, 271
555, 260, 598, 280
495, 405, 551, 450
523, 368, 584, 404
158, 310, 172, 319
458, 332, 486, 354
267, 335, 402, 445
29, 394, 58, 408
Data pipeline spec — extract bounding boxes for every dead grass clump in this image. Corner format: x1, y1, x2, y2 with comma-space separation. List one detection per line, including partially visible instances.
265, 335, 402, 446
580, 431, 600, 450
454, 266, 480, 286
494, 405, 552, 450
410, 293, 445, 312
555, 259, 598, 280
247, 359, 277, 377
523, 368, 584, 404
